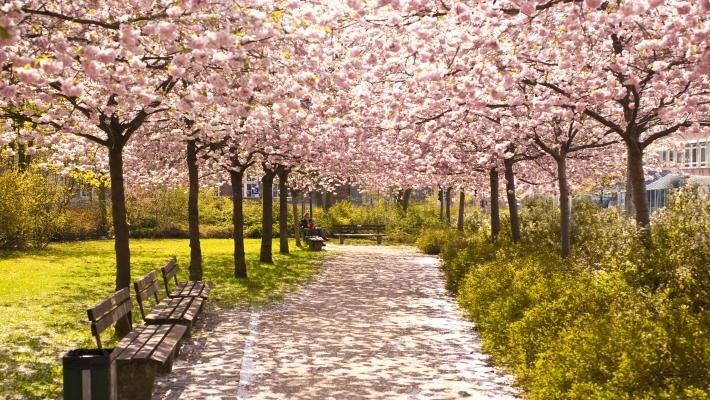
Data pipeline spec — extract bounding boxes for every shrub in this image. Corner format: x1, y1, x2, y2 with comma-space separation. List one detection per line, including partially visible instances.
56, 202, 107, 241
433, 188, 709, 399
415, 227, 452, 254
0, 169, 68, 249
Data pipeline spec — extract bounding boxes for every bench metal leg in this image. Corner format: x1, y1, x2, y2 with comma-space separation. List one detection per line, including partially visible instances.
339, 235, 344, 245
376, 235, 382, 245
116, 361, 157, 400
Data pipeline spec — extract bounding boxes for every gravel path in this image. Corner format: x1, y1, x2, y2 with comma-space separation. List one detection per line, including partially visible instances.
155, 245, 519, 399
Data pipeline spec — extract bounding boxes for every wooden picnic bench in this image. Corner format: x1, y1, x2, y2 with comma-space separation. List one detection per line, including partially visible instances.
134, 271, 204, 333
161, 257, 212, 299
331, 224, 386, 245
87, 287, 187, 400
300, 228, 326, 251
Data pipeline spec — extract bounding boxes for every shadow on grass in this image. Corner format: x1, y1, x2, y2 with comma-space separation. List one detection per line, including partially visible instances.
204, 249, 323, 307
0, 239, 323, 400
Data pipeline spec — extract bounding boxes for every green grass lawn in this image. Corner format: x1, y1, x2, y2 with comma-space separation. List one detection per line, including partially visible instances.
0, 238, 322, 399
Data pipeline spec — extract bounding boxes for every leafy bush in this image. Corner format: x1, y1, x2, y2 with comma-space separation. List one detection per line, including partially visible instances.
0, 169, 68, 249
56, 202, 107, 241
433, 187, 709, 399
415, 227, 451, 254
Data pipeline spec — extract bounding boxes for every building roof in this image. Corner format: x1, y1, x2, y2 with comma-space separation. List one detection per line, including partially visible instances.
646, 173, 710, 190
687, 175, 710, 187
646, 174, 683, 191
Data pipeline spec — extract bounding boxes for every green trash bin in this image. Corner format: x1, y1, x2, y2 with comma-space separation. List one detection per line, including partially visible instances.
63, 348, 116, 400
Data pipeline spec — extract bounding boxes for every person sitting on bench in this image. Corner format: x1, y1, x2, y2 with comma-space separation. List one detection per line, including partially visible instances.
301, 213, 328, 240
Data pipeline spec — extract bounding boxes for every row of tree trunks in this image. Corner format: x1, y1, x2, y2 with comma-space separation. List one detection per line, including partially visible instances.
276, 166, 290, 255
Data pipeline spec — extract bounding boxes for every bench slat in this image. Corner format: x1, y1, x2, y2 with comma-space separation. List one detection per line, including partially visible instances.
88, 287, 130, 321
134, 324, 171, 361
150, 324, 187, 364
144, 296, 203, 325
113, 324, 160, 362
93, 299, 133, 336
171, 281, 211, 299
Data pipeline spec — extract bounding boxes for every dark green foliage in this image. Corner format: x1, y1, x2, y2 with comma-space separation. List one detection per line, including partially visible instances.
431, 188, 709, 399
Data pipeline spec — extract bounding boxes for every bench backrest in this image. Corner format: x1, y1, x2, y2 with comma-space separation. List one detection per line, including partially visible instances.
332, 224, 385, 234
87, 287, 133, 349
161, 257, 179, 293
133, 271, 161, 319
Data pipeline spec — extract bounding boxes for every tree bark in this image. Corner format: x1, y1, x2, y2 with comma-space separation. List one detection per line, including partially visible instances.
309, 192, 313, 216
186, 140, 202, 280
556, 157, 571, 258
439, 188, 444, 223
292, 189, 301, 248
504, 159, 522, 242
457, 190, 465, 232
230, 170, 247, 278
624, 161, 635, 215
445, 187, 452, 225
401, 188, 412, 213
97, 180, 109, 237
108, 145, 131, 337
490, 169, 500, 240
276, 166, 290, 254
626, 142, 651, 233
260, 168, 276, 263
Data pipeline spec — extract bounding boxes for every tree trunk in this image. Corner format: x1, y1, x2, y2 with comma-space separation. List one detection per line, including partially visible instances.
439, 188, 444, 223
457, 190, 465, 232
292, 189, 301, 248
97, 180, 109, 237
260, 168, 276, 263
17, 143, 28, 171
108, 145, 131, 337
490, 169, 500, 240
401, 188, 412, 213
276, 167, 289, 254
445, 187, 452, 225
186, 140, 202, 280
626, 142, 651, 233
624, 161, 635, 215
309, 192, 313, 216
557, 157, 571, 258
314, 191, 323, 208
504, 159, 522, 242
230, 170, 247, 278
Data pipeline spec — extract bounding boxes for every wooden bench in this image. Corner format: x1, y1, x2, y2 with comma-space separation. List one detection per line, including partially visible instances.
87, 288, 187, 400
161, 257, 212, 299
134, 271, 203, 333
300, 227, 326, 251
304, 235, 325, 251
331, 224, 386, 244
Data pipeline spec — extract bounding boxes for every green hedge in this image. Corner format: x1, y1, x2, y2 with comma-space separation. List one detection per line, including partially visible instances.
425, 187, 709, 399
